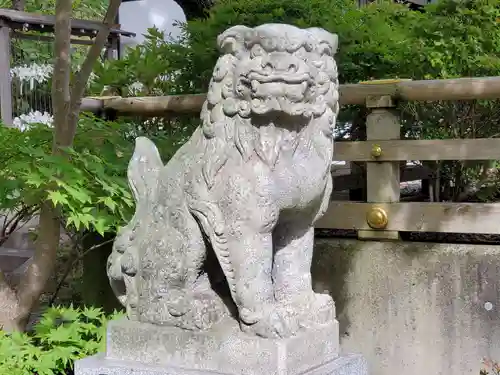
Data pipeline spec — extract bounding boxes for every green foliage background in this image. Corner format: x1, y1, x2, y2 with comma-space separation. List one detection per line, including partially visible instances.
0, 115, 181, 235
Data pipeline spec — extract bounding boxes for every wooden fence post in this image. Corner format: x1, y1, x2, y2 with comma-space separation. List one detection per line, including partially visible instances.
358, 95, 400, 240
106, 34, 119, 60
0, 21, 12, 126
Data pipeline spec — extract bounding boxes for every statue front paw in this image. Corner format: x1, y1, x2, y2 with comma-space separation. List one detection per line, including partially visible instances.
309, 292, 334, 311
191, 293, 228, 330
307, 292, 335, 324
281, 292, 335, 328
239, 304, 299, 338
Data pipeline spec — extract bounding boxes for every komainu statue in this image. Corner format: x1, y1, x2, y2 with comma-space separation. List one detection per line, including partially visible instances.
107, 24, 339, 339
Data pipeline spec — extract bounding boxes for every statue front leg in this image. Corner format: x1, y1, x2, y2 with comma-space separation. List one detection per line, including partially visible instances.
273, 224, 334, 327
273, 225, 314, 301
225, 223, 291, 338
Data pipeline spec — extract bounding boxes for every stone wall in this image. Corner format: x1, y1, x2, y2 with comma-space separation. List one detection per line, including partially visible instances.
312, 238, 500, 375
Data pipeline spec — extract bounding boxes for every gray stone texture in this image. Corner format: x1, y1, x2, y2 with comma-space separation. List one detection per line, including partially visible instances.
75, 352, 367, 375
104, 318, 339, 375
74, 318, 367, 375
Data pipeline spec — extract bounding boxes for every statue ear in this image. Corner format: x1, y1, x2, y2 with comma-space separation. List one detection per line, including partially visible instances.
329, 33, 339, 54
307, 28, 338, 55
217, 25, 252, 56
127, 137, 163, 205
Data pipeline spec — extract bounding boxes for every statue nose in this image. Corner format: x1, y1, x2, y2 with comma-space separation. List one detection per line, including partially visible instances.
264, 54, 301, 73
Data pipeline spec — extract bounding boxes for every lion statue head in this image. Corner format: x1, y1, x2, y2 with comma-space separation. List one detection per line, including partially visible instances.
197, 24, 339, 187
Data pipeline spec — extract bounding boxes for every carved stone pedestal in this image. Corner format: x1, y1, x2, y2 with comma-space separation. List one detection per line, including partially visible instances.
75, 319, 368, 375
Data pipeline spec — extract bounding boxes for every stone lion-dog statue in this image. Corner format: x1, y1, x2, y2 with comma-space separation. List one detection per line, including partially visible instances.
107, 23, 339, 339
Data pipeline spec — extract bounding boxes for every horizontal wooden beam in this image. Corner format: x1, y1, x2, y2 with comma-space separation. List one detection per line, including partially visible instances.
0, 8, 135, 37
315, 202, 500, 234
334, 138, 500, 161
80, 76, 500, 116
12, 31, 100, 46
331, 165, 432, 191
342, 76, 500, 105
81, 95, 206, 115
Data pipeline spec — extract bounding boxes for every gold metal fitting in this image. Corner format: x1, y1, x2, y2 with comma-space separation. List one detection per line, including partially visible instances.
371, 144, 382, 158
366, 206, 388, 229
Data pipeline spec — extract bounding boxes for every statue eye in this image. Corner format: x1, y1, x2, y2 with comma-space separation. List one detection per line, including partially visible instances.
318, 43, 332, 56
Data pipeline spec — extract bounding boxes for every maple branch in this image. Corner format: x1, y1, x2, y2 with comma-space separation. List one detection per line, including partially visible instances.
67, 0, 122, 141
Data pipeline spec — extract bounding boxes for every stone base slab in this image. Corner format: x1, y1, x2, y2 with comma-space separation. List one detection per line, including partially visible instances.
75, 352, 368, 375
100, 318, 340, 375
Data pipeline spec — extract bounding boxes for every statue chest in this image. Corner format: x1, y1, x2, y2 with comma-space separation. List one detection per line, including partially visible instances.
273, 136, 332, 211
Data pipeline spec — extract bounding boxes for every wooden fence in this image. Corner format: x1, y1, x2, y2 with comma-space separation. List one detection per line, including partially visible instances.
0, 8, 135, 126
81, 76, 500, 240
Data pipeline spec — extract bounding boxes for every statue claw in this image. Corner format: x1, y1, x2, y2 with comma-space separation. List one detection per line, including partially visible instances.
239, 304, 297, 339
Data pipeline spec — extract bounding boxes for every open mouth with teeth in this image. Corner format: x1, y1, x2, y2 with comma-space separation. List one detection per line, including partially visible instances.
236, 72, 325, 119
246, 71, 312, 84
246, 78, 311, 102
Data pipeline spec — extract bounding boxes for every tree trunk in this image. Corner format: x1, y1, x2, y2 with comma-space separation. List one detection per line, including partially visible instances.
0, 0, 123, 331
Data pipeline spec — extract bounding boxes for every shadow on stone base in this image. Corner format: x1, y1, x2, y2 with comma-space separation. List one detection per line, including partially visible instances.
75, 318, 368, 375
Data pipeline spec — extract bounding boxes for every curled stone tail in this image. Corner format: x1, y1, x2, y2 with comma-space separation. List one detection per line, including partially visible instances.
107, 137, 164, 319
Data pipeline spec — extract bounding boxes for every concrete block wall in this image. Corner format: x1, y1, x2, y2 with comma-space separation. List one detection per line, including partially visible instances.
312, 239, 500, 375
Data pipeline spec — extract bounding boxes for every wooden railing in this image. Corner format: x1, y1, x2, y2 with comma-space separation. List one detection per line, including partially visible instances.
81, 76, 500, 240
316, 93, 500, 239
81, 76, 500, 113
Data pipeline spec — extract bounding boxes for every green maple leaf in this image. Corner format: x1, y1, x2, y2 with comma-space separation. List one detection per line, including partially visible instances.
47, 190, 69, 207
99, 196, 117, 212
59, 307, 80, 323
62, 184, 92, 204
81, 339, 102, 355
50, 346, 77, 365
81, 306, 103, 321
34, 352, 58, 375
46, 325, 75, 343
66, 215, 82, 230
10, 331, 31, 346
24, 173, 45, 188
77, 213, 96, 230
93, 217, 108, 236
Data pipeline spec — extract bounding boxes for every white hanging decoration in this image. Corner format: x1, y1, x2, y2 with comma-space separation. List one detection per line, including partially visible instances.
10, 63, 53, 94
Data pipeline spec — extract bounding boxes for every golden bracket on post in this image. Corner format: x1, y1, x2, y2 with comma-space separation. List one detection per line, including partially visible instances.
366, 206, 388, 229
371, 144, 382, 158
